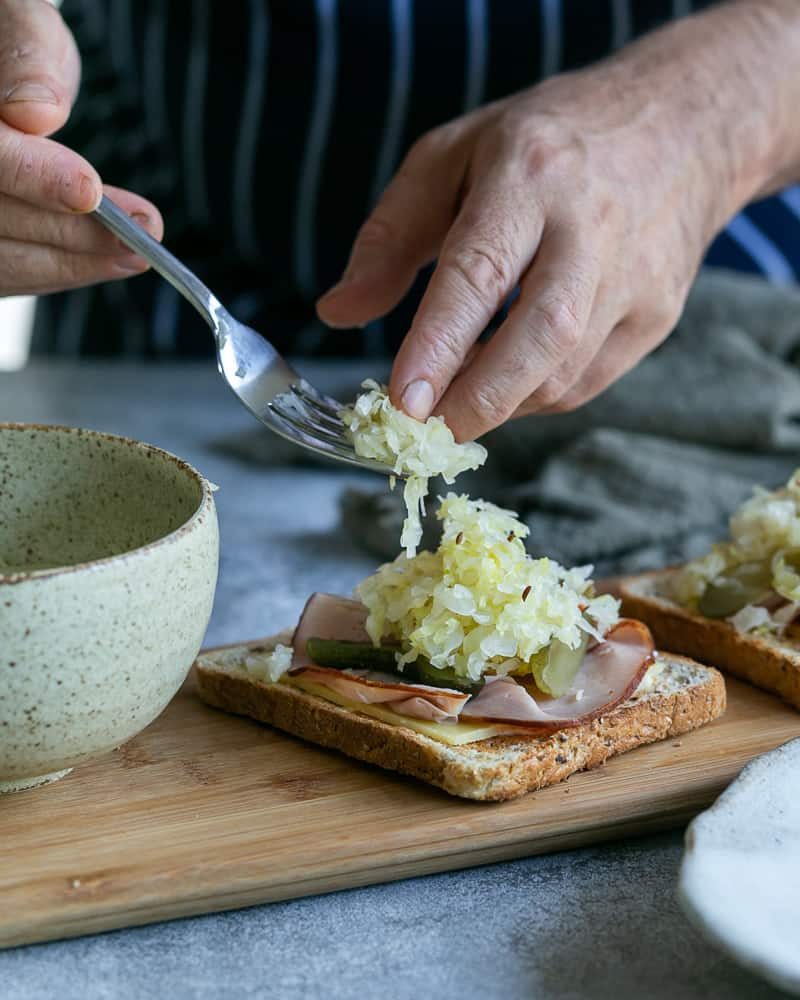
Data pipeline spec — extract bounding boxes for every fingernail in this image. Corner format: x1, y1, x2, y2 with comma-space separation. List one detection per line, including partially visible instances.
116, 254, 148, 273
117, 213, 151, 249
4, 82, 58, 105
401, 379, 434, 420
60, 172, 101, 212
78, 173, 100, 209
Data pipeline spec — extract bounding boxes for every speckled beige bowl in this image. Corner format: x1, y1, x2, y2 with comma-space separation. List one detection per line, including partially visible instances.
0, 424, 219, 793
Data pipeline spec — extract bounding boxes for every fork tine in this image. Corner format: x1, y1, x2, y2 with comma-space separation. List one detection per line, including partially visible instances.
270, 397, 352, 448
270, 392, 404, 478
267, 406, 401, 476
288, 387, 346, 432
292, 380, 345, 419
269, 400, 358, 456
274, 387, 350, 437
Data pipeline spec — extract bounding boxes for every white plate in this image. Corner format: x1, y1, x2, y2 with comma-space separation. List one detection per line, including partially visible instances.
679, 738, 800, 995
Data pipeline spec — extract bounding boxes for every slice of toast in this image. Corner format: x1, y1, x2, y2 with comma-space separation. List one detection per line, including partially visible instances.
621, 569, 800, 711
194, 637, 725, 801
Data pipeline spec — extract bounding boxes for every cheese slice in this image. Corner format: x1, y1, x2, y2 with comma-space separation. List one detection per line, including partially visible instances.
282, 675, 522, 746
281, 659, 665, 746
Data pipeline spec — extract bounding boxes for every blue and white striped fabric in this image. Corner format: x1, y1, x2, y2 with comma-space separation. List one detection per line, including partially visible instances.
33, 0, 800, 357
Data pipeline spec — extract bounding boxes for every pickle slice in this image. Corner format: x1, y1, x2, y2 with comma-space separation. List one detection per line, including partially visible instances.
532, 634, 589, 697
697, 561, 773, 619
304, 637, 483, 694
404, 658, 484, 695
306, 637, 399, 672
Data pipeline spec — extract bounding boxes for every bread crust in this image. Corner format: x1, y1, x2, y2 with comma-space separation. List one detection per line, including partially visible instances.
195, 655, 725, 801
621, 570, 800, 711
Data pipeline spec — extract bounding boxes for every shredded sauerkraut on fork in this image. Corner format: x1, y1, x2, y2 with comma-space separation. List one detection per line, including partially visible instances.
340, 379, 487, 556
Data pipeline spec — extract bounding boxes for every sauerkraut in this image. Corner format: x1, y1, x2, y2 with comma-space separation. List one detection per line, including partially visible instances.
674, 469, 800, 610
355, 493, 620, 681
340, 380, 487, 557
198, 643, 294, 683
728, 604, 772, 635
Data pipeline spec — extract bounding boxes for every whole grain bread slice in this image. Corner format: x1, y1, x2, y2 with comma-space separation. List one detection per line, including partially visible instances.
194, 637, 725, 801
620, 569, 800, 711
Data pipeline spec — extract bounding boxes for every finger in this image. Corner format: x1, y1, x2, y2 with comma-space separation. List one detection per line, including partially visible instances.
0, 0, 80, 136
459, 340, 482, 374
514, 293, 624, 414
316, 129, 465, 329
388, 169, 546, 423
0, 120, 102, 212
534, 319, 665, 414
99, 184, 165, 241
433, 225, 598, 440
0, 185, 163, 254
0, 237, 150, 295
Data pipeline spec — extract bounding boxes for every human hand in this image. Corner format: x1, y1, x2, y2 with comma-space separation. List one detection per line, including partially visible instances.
317, 13, 765, 441
0, 0, 163, 298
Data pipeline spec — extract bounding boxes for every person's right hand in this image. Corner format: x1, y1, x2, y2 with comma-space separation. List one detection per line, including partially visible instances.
0, 0, 163, 297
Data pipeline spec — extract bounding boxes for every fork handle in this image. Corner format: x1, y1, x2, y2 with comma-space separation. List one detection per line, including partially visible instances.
93, 195, 227, 338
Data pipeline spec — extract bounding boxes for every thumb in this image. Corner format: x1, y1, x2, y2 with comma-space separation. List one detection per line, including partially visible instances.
0, 0, 81, 136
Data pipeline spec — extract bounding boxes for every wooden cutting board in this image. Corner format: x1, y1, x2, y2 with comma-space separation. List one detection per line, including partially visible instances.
2, 651, 800, 950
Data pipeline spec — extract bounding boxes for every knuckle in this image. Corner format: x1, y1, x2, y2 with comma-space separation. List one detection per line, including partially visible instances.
406, 126, 449, 165
513, 128, 587, 186
532, 375, 571, 411
629, 294, 683, 340
465, 381, 516, 427
8, 140, 62, 205
50, 247, 94, 286
412, 322, 465, 378
2, 242, 23, 280
447, 243, 514, 305
9, 138, 35, 191
545, 387, 584, 413
523, 141, 560, 181
0, 242, 35, 290
528, 295, 583, 357
53, 212, 83, 249
652, 296, 684, 333
354, 214, 397, 251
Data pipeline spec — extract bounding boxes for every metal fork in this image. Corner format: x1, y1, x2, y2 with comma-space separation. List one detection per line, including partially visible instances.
93, 195, 397, 477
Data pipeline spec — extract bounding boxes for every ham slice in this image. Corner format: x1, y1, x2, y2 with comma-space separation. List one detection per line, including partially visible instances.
756, 592, 790, 613
291, 593, 371, 668
292, 593, 655, 730
290, 664, 469, 722
460, 619, 654, 730
291, 594, 469, 722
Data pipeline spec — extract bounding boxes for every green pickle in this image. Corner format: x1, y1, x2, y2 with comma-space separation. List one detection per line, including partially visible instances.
305, 637, 399, 672
405, 658, 484, 695
532, 634, 589, 697
305, 637, 484, 694
697, 561, 773, 619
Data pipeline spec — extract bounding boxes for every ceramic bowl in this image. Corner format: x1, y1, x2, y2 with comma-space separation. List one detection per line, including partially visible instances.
0, 424, 219, 793
679, 739, 800, 995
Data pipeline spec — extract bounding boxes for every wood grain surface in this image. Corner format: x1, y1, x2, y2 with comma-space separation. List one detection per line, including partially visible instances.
2, 650, 799, 950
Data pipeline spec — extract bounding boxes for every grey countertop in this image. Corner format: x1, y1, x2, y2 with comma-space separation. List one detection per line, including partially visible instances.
0, 360, 786, 1000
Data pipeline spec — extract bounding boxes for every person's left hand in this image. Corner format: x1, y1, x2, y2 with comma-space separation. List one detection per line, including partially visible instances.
316, 27, 754, 442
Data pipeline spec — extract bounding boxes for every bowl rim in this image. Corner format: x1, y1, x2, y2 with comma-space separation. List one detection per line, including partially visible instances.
0, 422, 217, 585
